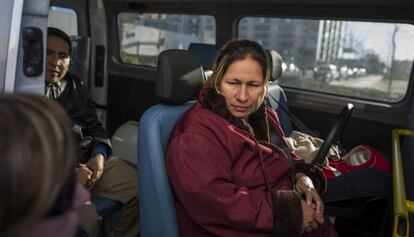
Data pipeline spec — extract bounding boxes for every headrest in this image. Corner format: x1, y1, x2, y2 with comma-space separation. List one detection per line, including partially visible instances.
156, 49, 204, 104
269, 50, 283, 81
188, 43, 218, 70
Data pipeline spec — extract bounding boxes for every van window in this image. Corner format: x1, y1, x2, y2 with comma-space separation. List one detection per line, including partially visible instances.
238, 17, 414, 103
48, 6, 78, 36
118, 13, 216, 66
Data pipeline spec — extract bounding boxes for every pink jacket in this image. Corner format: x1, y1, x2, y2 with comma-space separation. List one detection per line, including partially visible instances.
167, 89, 337, 237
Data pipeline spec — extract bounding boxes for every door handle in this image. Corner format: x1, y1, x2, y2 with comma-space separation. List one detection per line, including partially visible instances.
22, 27, 43, 77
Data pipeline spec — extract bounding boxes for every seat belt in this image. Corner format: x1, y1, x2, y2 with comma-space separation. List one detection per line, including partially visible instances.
267, 92, 318, 138
268, 121, 296, 186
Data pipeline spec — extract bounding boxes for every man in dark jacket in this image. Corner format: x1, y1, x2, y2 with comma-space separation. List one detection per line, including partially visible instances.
46, 27, 138, 237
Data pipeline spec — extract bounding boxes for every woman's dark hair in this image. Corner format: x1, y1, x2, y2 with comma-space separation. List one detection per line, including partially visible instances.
205, 39, 271, 101
47, 27, 72, 56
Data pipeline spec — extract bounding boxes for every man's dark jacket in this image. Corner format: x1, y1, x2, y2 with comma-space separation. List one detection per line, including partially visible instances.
54, 73, 112, 163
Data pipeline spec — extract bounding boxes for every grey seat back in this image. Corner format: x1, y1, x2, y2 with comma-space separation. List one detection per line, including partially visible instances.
111, 121, 139, 166
267, 50, 293, 136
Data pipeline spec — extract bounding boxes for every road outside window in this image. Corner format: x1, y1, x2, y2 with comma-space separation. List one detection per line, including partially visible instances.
238, 17, 414, 103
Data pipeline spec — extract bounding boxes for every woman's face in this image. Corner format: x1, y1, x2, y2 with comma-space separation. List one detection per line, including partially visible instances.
219, 56, 265, 121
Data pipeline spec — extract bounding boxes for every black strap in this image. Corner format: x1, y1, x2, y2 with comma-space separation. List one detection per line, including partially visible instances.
267, 122, 297, 237
268, 122, 296, 186
267, 92, 318, 138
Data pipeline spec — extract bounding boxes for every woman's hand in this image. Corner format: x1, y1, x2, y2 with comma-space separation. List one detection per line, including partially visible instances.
295, 173, 324, 216
301, 200, 317, 232
296, 172, 325, 231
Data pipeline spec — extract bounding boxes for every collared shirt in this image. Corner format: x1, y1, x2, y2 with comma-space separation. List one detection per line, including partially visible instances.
45, 79, 67, 99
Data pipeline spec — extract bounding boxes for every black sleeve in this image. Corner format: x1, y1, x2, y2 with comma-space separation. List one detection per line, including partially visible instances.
77, 77, 113, 156
60, 74, 113, 158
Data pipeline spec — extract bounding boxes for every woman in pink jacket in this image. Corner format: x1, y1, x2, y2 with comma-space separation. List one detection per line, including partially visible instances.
167, 39, 338, 237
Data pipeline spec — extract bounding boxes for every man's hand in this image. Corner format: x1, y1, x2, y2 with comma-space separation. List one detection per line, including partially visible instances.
77, 164, 93, 186
86, 153, 105, 188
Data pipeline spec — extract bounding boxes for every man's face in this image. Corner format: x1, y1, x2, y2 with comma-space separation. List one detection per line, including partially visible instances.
46, 35, 70, 84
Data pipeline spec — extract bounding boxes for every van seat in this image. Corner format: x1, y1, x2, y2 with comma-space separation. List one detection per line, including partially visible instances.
138, 49, 204, 237
91, 122, 138, 233
267, 50, 294, 136
111, 120, 139, 167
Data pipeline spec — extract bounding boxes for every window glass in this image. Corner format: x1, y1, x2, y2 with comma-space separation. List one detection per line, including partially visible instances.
118, 13, 216, 66
238, 17, 414, 102
48, 6, 78, 36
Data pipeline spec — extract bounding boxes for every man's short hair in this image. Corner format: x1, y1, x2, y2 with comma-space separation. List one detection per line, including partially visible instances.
47, 27, 72, 56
